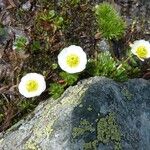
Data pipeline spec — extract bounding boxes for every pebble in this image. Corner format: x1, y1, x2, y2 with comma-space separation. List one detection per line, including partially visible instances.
97, 39, 111, 52
22, 1, 31, 11
0, 0, 5, 10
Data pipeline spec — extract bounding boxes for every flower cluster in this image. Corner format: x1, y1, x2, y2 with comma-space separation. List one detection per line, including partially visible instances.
18, 45, 87, 98
19, 40, 150, 98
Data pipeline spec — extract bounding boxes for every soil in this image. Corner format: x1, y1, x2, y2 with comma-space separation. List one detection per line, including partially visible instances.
0, 0, 149, 132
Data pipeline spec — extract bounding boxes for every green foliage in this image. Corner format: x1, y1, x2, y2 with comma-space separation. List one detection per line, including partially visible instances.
70, 0, 80, 6
13, 36, 28, 51
59, 72, 79, 85
49, 83, 65, 99
49, 72, 79, 99
51, 63, 58, 70
39, 10, 55, 21
37, 10, 64, 31
87, 51, 140, 82
31, 40, 41, 51
95, 2, 126, 40
17, 99, 36, 111
97, 113, 122, 150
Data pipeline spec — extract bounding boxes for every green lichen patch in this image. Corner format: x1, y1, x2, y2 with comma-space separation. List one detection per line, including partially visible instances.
97, 113, 122, 150
121, 88, 133, 101
87, 105, 93, 111
24, 140, 41, 150
72, 119, 95, 139
83, 140, 98, 150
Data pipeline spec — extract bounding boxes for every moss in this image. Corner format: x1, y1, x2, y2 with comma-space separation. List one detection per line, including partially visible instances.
95, 2, 126, 40
97, 113, 122, 150
72, 119, 95, 139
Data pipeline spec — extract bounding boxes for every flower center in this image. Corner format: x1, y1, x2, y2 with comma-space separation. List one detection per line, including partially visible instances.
26, 80, 39, 92
66, 54, 80, 68
136, 46, 148, 58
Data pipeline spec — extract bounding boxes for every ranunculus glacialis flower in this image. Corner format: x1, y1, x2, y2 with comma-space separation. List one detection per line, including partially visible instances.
130, 39, 150, 61
18, 73, 46, 98
58, 45, 87, 73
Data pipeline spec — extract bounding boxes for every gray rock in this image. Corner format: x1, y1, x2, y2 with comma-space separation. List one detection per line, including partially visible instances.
0, 0, 5, 10
1, 12, 12, 26
22, 1, 31, 11
0, 27, 9, 45
97, 39, 110, 52
0, 77, 150, 150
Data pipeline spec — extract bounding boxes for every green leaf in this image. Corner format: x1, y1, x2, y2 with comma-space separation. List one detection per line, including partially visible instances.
31, 40, 41, 51
59, 72, 79, 85
13, 36, 28, 51
49, 83, 65, 99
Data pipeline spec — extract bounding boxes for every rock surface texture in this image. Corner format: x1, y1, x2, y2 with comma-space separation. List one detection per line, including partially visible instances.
0, 77, 150, 150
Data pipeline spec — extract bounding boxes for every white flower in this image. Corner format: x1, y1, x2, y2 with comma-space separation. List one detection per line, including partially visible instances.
130, 39, 150, 61
58, 45, 87, 73
18, 73, 46, 98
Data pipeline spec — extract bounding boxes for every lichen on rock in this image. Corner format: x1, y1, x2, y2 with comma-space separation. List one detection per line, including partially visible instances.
0, 77, 150, 150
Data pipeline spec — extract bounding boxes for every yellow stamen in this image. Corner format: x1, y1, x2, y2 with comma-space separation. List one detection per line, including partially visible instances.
136, 46, 148, 58
26, 80, 38, 92
66, 54, 80, 68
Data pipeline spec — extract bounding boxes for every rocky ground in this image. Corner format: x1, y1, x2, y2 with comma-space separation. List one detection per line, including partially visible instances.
0, 0, 150, 132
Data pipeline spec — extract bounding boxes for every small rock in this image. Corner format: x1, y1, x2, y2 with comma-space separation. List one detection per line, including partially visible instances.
1, 12, 12, 26
0, 59, 11, 80
22, 1, 31, 11
0, 27, 9, 45
0, 0, 5, 10
97, 39, 111, 52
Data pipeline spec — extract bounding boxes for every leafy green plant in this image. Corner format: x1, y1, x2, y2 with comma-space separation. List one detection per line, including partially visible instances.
36, 10, 64, 31
39, 10, 55, 21
31, 40, 41, 51
13, 36, 28, 51
49, 83, 65, 99
87, 51, 140, 82
17, 99, 36, 111
59, 72, 79, 85
70, 0, 80, 6
95, 2, 126, 40
49, 72, 79, 99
